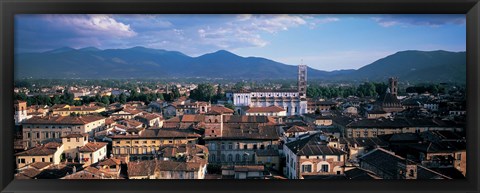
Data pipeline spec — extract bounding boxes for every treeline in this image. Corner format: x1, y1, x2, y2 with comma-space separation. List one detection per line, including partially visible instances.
405, 84, 446, 95
13, 86, 184, 107
307, 82, 389, 99
189, 84, 224, 102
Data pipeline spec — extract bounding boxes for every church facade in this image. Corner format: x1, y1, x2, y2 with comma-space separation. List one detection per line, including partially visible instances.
226, 65, 308, 116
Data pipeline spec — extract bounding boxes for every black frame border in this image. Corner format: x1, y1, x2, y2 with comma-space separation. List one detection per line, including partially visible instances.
1, 0, 479, 193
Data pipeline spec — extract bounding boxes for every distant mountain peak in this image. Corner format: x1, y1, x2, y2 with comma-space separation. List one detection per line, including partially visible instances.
79, 47, 101, 52
44, 46, 76, 54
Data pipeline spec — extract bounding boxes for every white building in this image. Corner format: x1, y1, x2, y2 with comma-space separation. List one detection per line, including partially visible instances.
14, 100, 31, 125
226, 65, 308, 116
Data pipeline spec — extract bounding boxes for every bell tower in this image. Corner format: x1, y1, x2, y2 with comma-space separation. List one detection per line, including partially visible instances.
298, 64, 307, 100
389, 77, 398, 96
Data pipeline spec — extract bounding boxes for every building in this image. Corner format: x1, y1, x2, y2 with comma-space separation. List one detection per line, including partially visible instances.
303, 114, 333, 126
61, 133, 107, 165
245, 106, 287, 116
15, 142, 64, 169
226, 65, 308, 116
111, 128, 201, 160
22, 115, 106, 148
307, 100, 337, 114
358, 148, 450, 179
14, 100, 30, 125
127, 159, 207, 179
134, 113, 163, 128
52, 105, 106, 116
284, 134, 347, 179
62, 166, 118, 179
343, 137, 389, 163
204, 123, 281, 166
221, 165, 267, 179
378, 77, 404, 113
344, 117, 464, 138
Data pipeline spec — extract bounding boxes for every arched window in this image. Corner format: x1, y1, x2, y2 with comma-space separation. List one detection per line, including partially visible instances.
221, 154, 226, 162
228, 154, 233, 162
243, 154, 248, 162
215, 119, 218, 123
209, 119, 212, 123
210, 154, 216, 162
235, 154, 241, 162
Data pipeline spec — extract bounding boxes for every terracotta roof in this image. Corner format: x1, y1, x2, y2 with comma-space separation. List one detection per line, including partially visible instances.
63, 166, 116, 179
16, 168, 42, 179
111, 128, 201, 139
234, 165, 264, 172
29, 162, 53, 170
223, 115, 272, 123
181, 114, 204, 122
246, 106, 285, 113
358, 148, 451, 179
105, 118, 115, 125
285, 134, 346, 156
54, 105, 104, 111
208, 106, 234, 115
136, 113, 161, 121
205, 125, 280, 140
61, 133, 88, 138
23, 115, 105, 125
77, 142, 107, 152
127, 160, 156, 177
284, 125, 313, 133
15, 142, 62, 156
122, 108, 143, 115
98, 158, 122, 166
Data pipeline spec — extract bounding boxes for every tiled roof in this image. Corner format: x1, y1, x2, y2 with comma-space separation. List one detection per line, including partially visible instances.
205, 125, 280, 140
63, 166, 116, 179
23, 115, 105, 125
128, 160, 156, 177
284, 125, 313, 133
223, 115, 272, 123
344, 137, 389, 147
77, 142, 107, 152
285, 134, 346, 156
15, 142, 62, 156
246, 106, 285, 113
29, 162, 53, 170
208, 106, 234, 115
98, 158, 122, 166
61, 133, 88, 138
111, 128, 201, 139
234, 165, 265, 172
358, 148, 450, 179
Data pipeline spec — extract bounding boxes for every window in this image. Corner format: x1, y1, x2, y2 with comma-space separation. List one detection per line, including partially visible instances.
18, 159, 25, 163
221, 154, 226, 162
76, 138, 79, 142
243, 145, 248, 149
338, 155, 341, 161
321, 164, 329, 172
235, 154, 241, 162
42, 158, 45, 162
143, 141, 147, 144
260, 145, 265, 149
228, 143, 233, 150
67, 138, 71, 142
301, 165, 312, 173
169, 140, 173, 144
134, 141, 139, 144
228, 154, 233, 162
253, 145, 257, 150
115, 141, 120, 144
457, 154, 462, 160
36, 132, 40, 139
32, 158, 36, 163
151, 141, 156, 144
126, 141, 130, 144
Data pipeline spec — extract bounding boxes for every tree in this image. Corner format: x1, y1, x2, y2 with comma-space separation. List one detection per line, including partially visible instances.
190, 84, 216, 102
224, 103, 235, 111
119, 93, 127, 104
52, 95, 61, 105
101, 96, 110, 106
170, 85, 180, 99
233, 82, 245, 91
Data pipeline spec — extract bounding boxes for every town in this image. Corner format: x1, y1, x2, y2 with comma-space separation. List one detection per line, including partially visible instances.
13, 65, 467, 180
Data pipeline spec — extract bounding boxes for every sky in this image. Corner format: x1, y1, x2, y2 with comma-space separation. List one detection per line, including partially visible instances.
15, 14, 466, 71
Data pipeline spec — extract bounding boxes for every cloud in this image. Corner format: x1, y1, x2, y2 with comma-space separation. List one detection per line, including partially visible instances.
372, 15, 465, 27
44, 14, 137, 37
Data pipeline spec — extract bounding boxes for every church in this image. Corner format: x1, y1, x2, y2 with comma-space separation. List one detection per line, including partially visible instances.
226, 65, 308, 116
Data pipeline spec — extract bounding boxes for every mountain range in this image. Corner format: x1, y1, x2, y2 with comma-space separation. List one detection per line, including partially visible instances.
15, 47, 466, 83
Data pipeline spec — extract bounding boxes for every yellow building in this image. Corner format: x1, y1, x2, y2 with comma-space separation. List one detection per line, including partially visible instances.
52, 105, 105, 116
111, 128, 201, 159
22, 115, 106, 148
15, 142, 64, 169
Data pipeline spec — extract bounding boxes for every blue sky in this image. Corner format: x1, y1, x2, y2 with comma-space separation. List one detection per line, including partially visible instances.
15, 14, 466, 71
